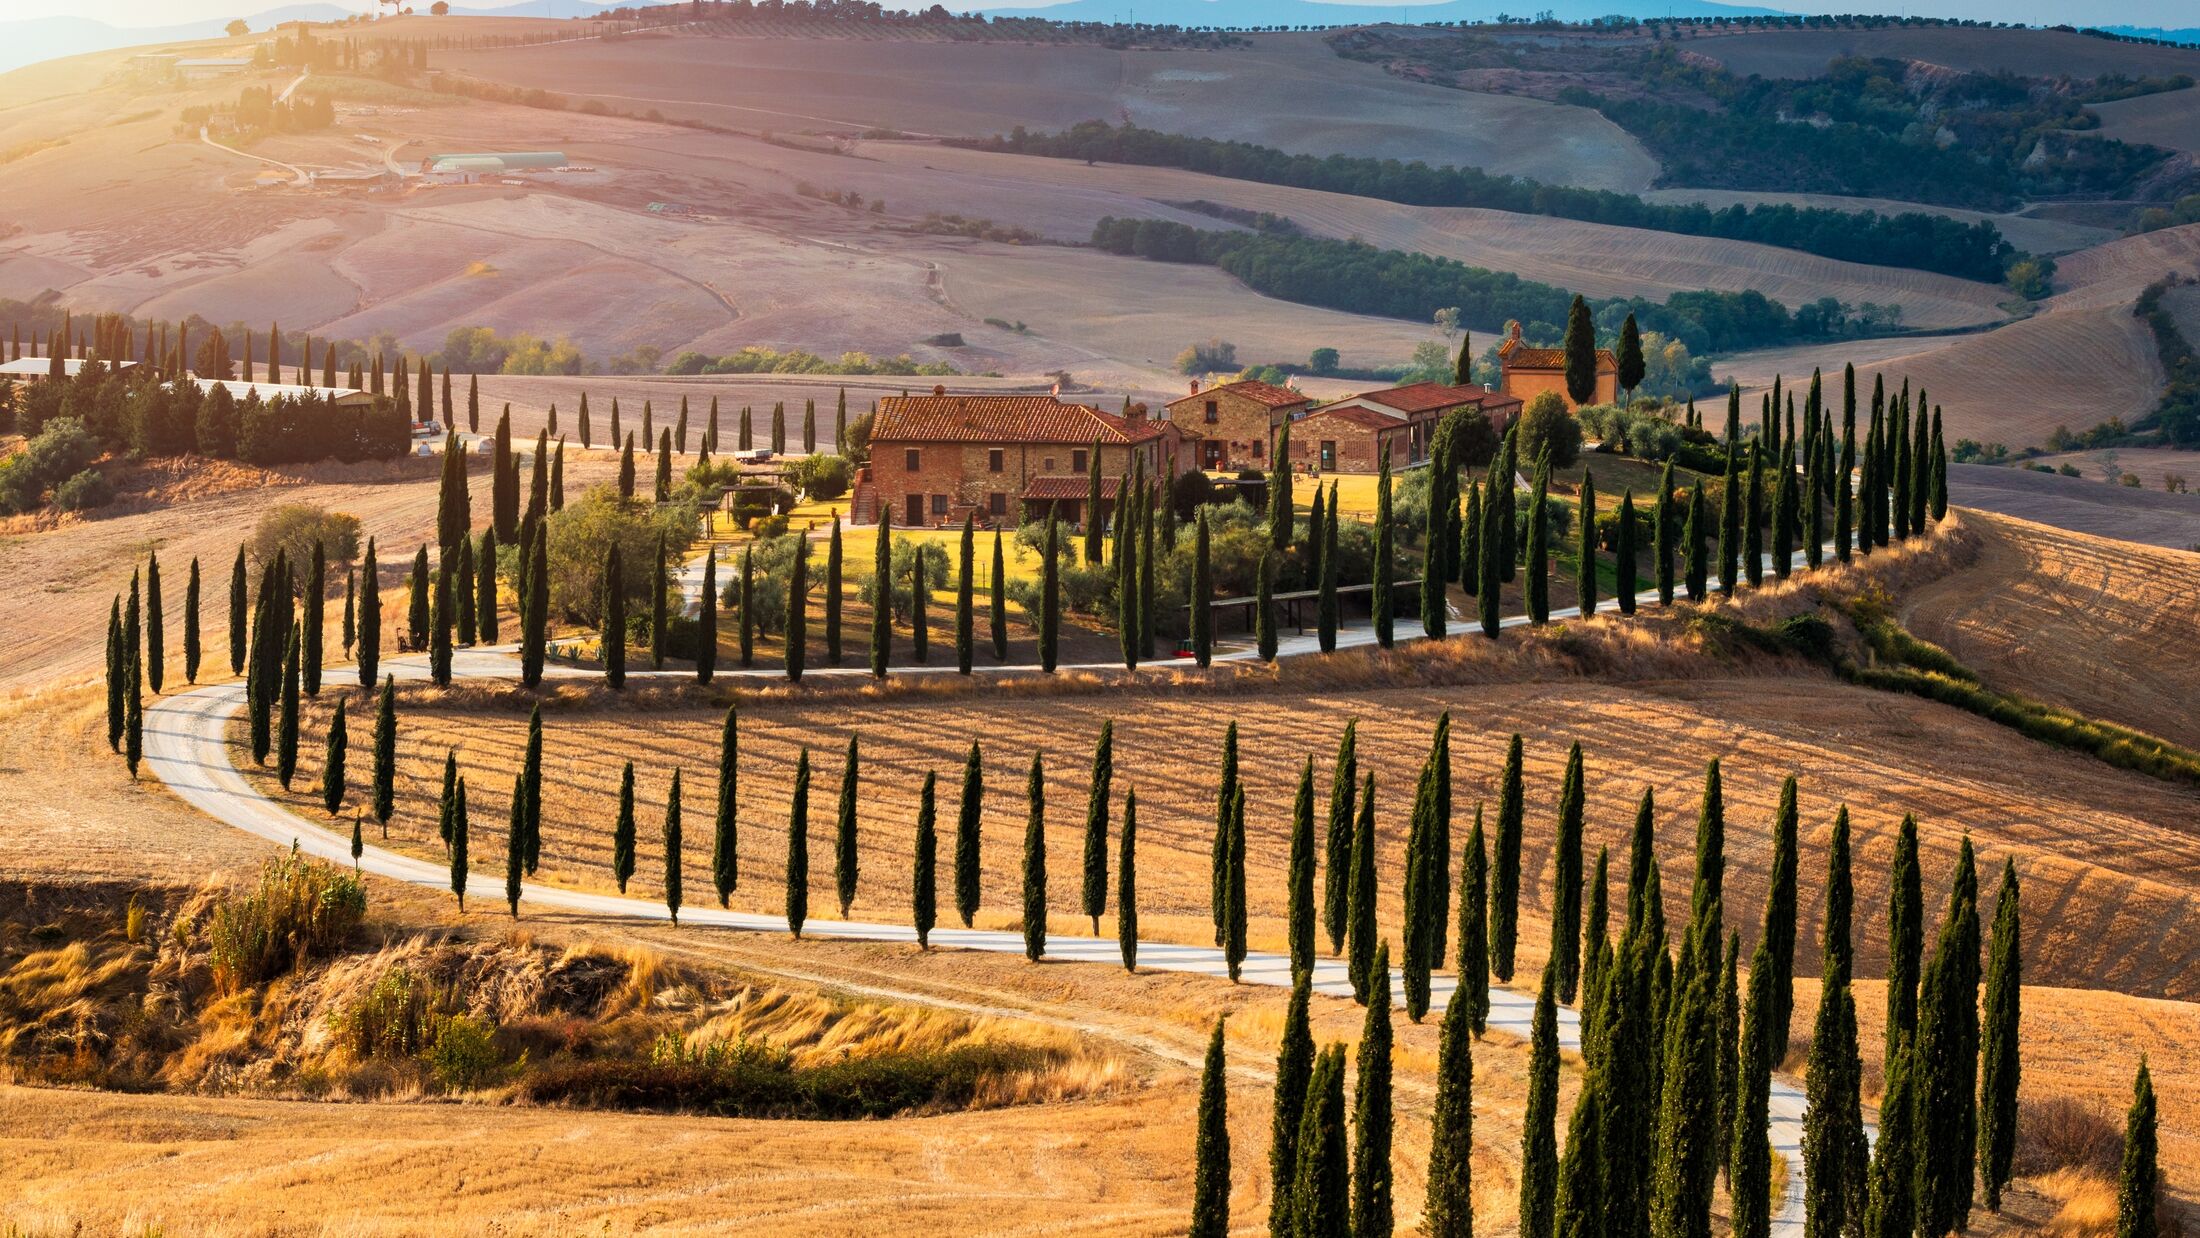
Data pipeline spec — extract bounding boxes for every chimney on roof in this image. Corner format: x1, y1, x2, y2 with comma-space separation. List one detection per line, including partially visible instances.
932, 384, 947, 397
1189, 378, 1201, 395
1125, 402, 1148, 426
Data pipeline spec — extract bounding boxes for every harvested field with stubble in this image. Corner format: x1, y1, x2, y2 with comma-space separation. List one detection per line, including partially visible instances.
1903, 511, 2200, 749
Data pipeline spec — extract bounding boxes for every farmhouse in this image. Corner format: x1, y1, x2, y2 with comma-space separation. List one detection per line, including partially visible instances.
187, 377, 374, 409
1160, 378, 1311, 471
855, 390, 1182, 529
1291, 381, 1522, 474
1497, 320, 1617, 411
0, 357, 139, 382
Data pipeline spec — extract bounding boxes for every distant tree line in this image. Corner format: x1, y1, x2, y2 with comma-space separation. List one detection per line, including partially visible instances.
968, 121, 2015, 283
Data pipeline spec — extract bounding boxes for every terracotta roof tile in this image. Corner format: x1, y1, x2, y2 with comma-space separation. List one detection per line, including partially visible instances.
1328, 381, 1506, 415
1498, 339, 1618, 371
1299, 404, 1407, 432
1023, 475, 1123, 500
1166, 378, 1310, 410
872, 395, 1165, 446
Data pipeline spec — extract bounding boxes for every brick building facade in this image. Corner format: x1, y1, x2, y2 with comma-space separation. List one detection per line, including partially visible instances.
1161, 378, 1310, 471
1289, 381, 1523, 474
854, 392, 1180, 529
1497, 320, 1618, 411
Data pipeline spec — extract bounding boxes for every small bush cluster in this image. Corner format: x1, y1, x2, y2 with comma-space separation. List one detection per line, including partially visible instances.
204, 847, 366, 993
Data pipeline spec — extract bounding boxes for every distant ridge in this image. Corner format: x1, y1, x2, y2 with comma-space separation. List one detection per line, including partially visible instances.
2097, 25, 2200, 45
977, 0, 1783, 26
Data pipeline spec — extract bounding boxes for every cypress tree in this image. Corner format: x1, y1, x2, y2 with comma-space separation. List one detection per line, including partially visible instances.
654, 429, 673, 502
506, 772, 527, 918
618, 434, 636, 500
230, 544, 249, 676
407, 545, 430, 651
1650, 913, 1722, 1238
1293, 1045, 1351, 1238
1256, 548, 1277, 662
493, 410, 517, 538
1689, 759, 1725, 940
372, 676, 395, 833
1743, 445, 1764, 587
1270, 422, 1296, 553
1211, 724, 1239, 947
1083, 437, 1104, 564
1321, 722, 1358, 956
613, 760, 636, 892
521, 525, 549, 688
429, 559, 453, 687
1192, 510, 1213, 667
696, 547, 716, 684
145, 552, 165, 696
1526, 458, 1550, 623
1346, 771, 1377, 1004
1461, 481, 1481, 598
1373, 449, 1395, 646
872, 510, 894, 677
105, 598, 123, 752
1683, 484, 1708, 601
1520, 962, 1561, 1238
786, 531, 808, 683
1763, 775, 1800, 1065
1885, 813, 1922, 1070
1270, 978, 1315, 1238
1732, 934, 1776, 1238
1718, 444, 1741, 595
1930, 407, 1949, 523
1654, 461, 1676, 605
342, 565, 355, 656
907, 539, 927, 664
1423, 463, 1448, 639
123, 648, 142, 778
739, 547, 756, 667
1616, 488, 1638, 614
1022, 751, 1047, 962
827, 516, 845, 664
1979, 859, 2022, 1213
834, 735, 860, 916
1552, 741, 1585, 1003
957, 513, 975, 674
1286, 756, 1316, 977
455, 537, 476, 645
320, 696, 348, 815
714, 707, 737, 906
277, 627, 301, 790
1802, 807, 1862, 1238
601, 543, 625, 688
990, 529, 1008, 661
1082, 722, 1113, 934
1139, 481, 1158, 661
2118, 1058, 2158, 1238
1317, 484, 1340, 650
1772, 444, 1796, 579
663, 768, 684, 925
1584, 844, 1611, 1006
1458, 805, 1489, 1036
1717, 929, 1741, 1181
1577, 468, 1599, 616
1490, 733, 1525, 983
1563, 294, 1599, 405
1865, 1037, 1919, 1238
1914, 837, 1981, 1236
1478, 471, 1502, 638
1837, 392, 1857, 564
1424, 930, 1477, 1238
1188, 1017, 1231, 1238
955, 742, 983, 928
1117, 787, 1138, 970
438, 749, 458, 850
1040, 507, 1062, 673
1554, 1069, 1606, 1238
520, 705, 543, 875
475, 530, 497, 646
786, 748, 811, 937
1353, 940, 1395, 1237
913, 769, 938, 948
449, 775, 469, 910
1224, 782, 1248, 982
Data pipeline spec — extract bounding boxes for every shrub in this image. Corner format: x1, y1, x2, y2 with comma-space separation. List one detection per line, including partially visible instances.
857, 538, 949, 622
51, 468, 112, 512
206, 847, 366, 993
0, 417, 99, 514
423, 1014, 508, 1091
543, 485, 696, 624
788, 452, 852, 500
251, 503, 363, 575
1515, 391, 1582, 467
338, 966, 443, 1059
2012, 1095, 2121, 1176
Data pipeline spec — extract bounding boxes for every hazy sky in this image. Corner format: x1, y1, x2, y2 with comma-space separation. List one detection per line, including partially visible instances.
20, 0, 2198, 29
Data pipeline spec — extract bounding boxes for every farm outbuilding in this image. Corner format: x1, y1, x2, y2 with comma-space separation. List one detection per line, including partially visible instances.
419, 152, 568, 176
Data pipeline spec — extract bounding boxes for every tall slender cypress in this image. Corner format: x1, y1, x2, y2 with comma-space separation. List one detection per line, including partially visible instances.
738, 547, 756, 668
1424, 930, 1477, 1238
475, 531, 497, 647
1082, 722, 1113, 934
448, 775, 469, 910
1519, 962, 1561, 1238
1191, 510, 1212, 666
1526, 458, 1550, 623
1490, 733, 1525, 982
506, 772, 527, 918
1270, 979, 1314, 1238
1914, 837, 1981, 1236
1353, 941, 1395, 1238
913, 770, 938, 948
1346, 771, 1377, 1004
1979, 859, 2022, 1213
1189, 1017, 1231, 1238
955, 742, 984, 928
613, 761, 636, 892
1718, 443, 1741, 594
1865, 1037, 1919, 1238
371, 675, 395, 833
1743, 445, 1765, 587
714, 707, 737, 906
1763, 775, 1800, 1066
145, 552, 165, 695
1286, 756, 1316, 978
1683, 484, 1708, 601
320, 697, 348, 815
1293, 1045, 1350, 1238
1321, 722, 1358, 956
786, 533, 807, 683
695, 548, 716, 684
1577, 468, 1599, 616
786, 749, 810, 937
277, 627, 301, 789
1885, 813, 1922, 1071
990, 529, 1008, 661
1211, 722, 1238, 946
1022, 751, 1047, 962
871, 511, 895, 677
2118, 1058, 2158, 1238
1117, 787, 1139, 970
1040, 507, 1061, 672
602, 543, 625, 688
834, 735, 860, 916
957, 513, 975, 674
1373, 449, 1395, 646
1458, 805, 1489, 1036
1224, 783, 1248, 981
230, 544, 250, 676
827, 516, 844, 664
1731, 934, 1776, 1238
1616, 489, 1638, 613
662, 768, 684, 925
1654, 461, 1676, 605
1552, 741, 1585, 1003
1802, 807, 1862, 1238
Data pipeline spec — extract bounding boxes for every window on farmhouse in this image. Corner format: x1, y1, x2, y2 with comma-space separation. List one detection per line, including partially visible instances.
989, 492, 1007, 517
904, 448, 921, 471
931, 494, 948, 516
1072, 449, 1088, 473
988, 448, 1004, 472
1204, 400, 1218, 424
